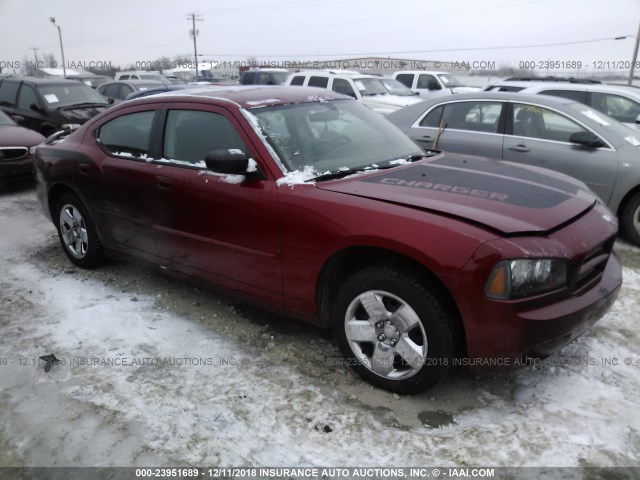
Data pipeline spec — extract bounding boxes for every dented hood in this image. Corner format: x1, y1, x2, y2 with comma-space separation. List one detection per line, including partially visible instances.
316, 154, 598, 234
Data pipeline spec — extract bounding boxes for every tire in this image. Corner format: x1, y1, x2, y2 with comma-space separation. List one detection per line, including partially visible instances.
620, 192, 640, 246
55, 193, 103, 268
332, 265, 458, 394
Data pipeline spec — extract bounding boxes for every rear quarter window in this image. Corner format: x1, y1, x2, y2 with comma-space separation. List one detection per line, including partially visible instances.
289, 76, 305, 86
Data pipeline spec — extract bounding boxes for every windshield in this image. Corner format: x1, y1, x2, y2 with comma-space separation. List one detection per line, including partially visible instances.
251, 99, 422, 173
353, 78, 388, 96
438, 74, 464, 88
0, 109, 14, 126
39, 84, 108, 109
568, 102, 640, 146
379, 78, 416, 96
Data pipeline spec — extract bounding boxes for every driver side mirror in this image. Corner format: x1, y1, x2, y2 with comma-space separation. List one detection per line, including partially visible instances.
205, 149, 253, 176
635, 113, 640, 124
427, 80, 442, 91
107, 97, 116, 105
29, 103, 43, 113
569, 131, 604, 149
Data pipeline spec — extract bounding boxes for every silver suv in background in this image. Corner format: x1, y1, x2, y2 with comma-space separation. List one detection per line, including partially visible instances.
392, 70, 481, 98
285, 71, 423, 115
485, 78, 640, 130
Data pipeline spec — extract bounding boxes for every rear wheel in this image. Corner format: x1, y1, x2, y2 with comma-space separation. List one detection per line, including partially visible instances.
621, 192, 640, 246
56, 193, 103, 268
332, 265, 458, 394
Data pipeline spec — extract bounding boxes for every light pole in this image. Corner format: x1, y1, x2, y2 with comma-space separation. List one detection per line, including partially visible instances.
49, 17, 67, 78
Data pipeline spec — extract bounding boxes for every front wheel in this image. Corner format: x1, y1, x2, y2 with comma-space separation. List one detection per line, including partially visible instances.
56, 193, 103, 268
332, 266, 459, 394
621, 192, 640, 246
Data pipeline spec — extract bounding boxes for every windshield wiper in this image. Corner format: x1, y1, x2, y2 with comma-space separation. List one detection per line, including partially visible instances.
59, 102, 108, 109
308, 164, 403, 182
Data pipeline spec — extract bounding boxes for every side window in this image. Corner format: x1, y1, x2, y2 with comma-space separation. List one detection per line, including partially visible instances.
419, 105, 444, 127
308, 76, 329, 88
395, 74, 414, 88
242, 72, 256, 84
120, 85, 133, 98
0, 81, 20, 106
98, 111, 155, 158
421, 102, 502, 132
332, 78, 356, 98
163, 110, 248, 164
120, 75, 130, 80
540, 89, 586, 103
417, 74, 439, 90
289, 76, 305, 86
512, 103, 587, 142
17, 85, 39, 110
591, 92, 640, 124
103, 84, 120, 98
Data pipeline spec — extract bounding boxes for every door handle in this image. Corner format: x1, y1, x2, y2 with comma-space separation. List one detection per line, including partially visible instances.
418, 135, 433, 142
78, 164, 91, 174
507, 144, 530, 153
156, 177, 172, 190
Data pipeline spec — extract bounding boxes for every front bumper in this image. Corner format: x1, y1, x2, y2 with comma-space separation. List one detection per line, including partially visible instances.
460, 251, 621, 364
0, 155, 35, 182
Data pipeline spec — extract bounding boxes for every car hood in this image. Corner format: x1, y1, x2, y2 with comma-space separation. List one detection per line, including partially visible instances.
0, 125, 45, 147
315, 154, 598, 235
58, 105, 110, 123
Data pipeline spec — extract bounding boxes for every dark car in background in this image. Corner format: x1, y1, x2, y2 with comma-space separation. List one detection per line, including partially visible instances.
0, 77, 110, 137
35, 86, 621, 393
97, 80, 165, 104
0, 109, 45, 183
387, 92, 640, 245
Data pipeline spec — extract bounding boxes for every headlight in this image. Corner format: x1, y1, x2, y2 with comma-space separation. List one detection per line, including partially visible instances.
29, 145, 39, 155
485, 259, 567, 300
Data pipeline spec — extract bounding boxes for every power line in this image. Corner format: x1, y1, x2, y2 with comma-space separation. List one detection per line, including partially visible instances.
188, 13, 203, 78
196, 35, 634, 58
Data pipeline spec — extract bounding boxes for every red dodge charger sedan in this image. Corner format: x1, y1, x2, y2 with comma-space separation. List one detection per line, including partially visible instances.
35, 86, 622, 393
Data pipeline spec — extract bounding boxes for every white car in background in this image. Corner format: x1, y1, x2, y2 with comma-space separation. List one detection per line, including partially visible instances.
392, 70, 481, 97
485, 78, 640, 130
285, 70, 423, 115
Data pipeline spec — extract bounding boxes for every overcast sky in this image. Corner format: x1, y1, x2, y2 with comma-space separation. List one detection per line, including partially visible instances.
1, 0, 639, 73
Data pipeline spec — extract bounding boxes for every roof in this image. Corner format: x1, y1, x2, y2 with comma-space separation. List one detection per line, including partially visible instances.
488, 80, 640, 98
129, 85, 348, 109
412, 91, 579, 106
102, 79, 165, 86
0, 76, 89, 86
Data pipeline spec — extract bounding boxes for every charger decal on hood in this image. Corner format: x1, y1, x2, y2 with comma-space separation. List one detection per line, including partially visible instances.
362, 165, 571, 208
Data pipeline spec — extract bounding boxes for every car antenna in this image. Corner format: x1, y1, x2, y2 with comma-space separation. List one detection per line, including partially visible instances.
432, 119, 447, 150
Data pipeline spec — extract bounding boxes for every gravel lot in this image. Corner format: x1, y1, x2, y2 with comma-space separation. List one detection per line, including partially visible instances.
0, 184, 639, 468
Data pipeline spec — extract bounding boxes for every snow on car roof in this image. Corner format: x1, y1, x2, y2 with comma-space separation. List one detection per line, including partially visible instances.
132, 85, 346, 109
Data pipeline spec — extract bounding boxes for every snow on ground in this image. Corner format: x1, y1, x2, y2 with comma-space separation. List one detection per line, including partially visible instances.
0, 186, 639, 468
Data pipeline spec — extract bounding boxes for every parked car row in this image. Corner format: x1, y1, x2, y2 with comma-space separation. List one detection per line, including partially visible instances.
34, 86, 622, 394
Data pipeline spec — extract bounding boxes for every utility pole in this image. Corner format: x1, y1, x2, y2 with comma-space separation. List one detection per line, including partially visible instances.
629, 20, 640, 85
188, 13, 203, 81
29, 47, 40, 71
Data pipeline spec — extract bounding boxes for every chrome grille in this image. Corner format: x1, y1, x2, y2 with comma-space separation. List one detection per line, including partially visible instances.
0, 147, 29, 161
573, 236, 615, 294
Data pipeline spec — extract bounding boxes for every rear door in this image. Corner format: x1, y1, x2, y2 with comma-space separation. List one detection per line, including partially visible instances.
502, 102, 619, 202
74, 108, 161, 262
407, 100, 506, 157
